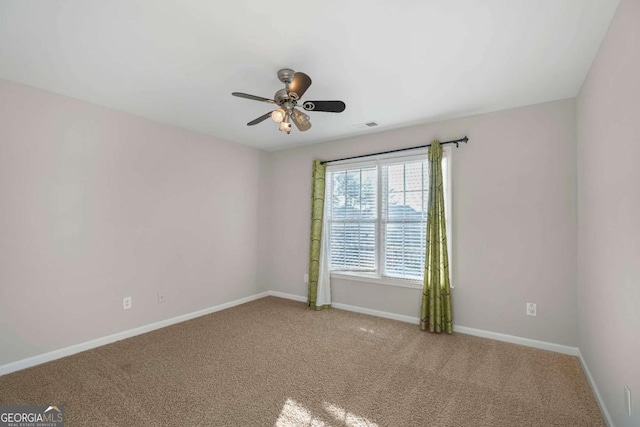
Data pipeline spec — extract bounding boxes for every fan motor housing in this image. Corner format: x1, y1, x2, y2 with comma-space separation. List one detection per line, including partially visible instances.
274, 88, 290, 105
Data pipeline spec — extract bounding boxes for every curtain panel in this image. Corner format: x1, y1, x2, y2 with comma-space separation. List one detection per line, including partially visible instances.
308, 160, 331, 310
420, 141, 453, 333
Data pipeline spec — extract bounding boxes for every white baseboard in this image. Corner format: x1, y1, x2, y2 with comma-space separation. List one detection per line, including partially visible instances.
268, 290, 421, 324
268, 291, 306, 303
266, 291, 579, 356
0, 291, 270, 377
453, 325, 579, 356
331, 301, 420, 324
577, 349, 614, 427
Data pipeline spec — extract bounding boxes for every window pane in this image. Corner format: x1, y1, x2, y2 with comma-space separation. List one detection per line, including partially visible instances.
405, 191, 425, 219
384, 222, 426, 280
387, 164, 404, 194
345, 170, 361, 219
405, 162, 423, 191
330, 166, 377, 220
360, 168, 377, 219
330, 221, 376, 270
385, 160, 427, 221
332, 171, 347, 220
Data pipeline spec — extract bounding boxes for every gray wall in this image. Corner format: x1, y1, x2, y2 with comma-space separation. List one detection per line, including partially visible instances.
0, 79, 262, 366
577, 0, 640, 425
262, 99, 579, 347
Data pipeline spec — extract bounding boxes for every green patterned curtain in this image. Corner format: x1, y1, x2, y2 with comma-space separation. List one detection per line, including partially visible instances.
308, 160, 331, 310
420, 141, 453, 333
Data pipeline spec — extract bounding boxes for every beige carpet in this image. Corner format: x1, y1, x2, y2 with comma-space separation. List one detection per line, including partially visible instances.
0, 296, 604, 426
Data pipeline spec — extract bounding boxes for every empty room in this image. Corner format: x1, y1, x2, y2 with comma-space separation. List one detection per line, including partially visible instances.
0, 1, 638, 426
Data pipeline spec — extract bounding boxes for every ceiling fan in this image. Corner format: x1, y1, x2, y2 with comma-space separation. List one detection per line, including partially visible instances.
232, 68, 346, 134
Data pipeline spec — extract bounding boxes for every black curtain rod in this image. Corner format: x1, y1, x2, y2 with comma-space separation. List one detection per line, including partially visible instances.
321, 136, 469, 165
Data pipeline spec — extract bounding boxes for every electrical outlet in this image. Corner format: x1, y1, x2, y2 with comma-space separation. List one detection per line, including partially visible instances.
158, 291, 166, 303
123, 296, 132, 310
625, 386, 632, 416
304, 274, 309, 283
526, 303, 537, 316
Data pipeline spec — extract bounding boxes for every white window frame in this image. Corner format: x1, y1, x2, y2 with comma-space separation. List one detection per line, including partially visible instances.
327, 147, 453, 289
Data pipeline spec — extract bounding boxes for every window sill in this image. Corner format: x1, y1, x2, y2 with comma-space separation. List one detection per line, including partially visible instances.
330, 272, 423, 290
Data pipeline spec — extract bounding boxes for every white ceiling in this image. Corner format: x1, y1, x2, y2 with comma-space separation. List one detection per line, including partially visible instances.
0, 1, 620, 151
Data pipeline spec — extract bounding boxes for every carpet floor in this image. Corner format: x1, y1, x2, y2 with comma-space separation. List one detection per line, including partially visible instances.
0, 296, 604, 426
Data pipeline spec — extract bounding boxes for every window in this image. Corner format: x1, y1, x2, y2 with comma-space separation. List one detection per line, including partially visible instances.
326, 149, 451, 287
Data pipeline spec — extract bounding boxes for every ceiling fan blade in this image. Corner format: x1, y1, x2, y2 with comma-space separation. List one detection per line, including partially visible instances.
302, 100, 346, 113
291, 108, 312, 132
288, 72, 312, 100
247, 112, 273, 126
232, 92, 275, 104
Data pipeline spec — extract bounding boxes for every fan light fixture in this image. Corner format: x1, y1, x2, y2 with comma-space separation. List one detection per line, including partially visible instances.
271, 108, 285, 123
279, 113, 292, 134
291, 108, 311, 132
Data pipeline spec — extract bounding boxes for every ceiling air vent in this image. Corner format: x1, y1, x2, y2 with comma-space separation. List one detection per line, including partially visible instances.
353, 121, 380, 130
